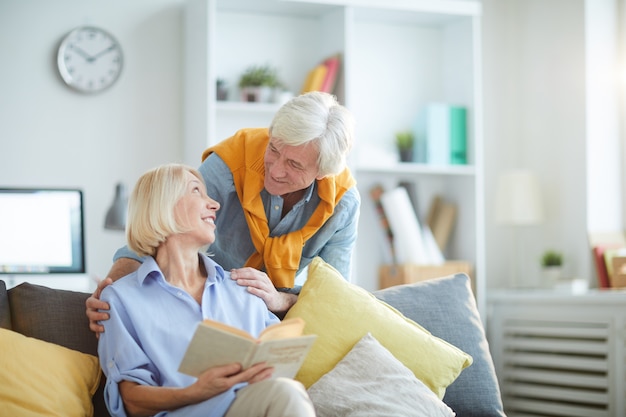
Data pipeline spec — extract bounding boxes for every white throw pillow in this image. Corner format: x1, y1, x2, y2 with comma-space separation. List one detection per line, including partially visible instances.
308, 332, 456, 417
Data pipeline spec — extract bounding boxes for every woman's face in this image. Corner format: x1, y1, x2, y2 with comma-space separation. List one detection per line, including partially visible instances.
174, 171, 220, 246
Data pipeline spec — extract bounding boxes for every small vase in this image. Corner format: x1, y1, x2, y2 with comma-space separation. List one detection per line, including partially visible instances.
542, 266, 562, 288
216, 82, 228, 101
399, 148, 413, 162
241, 86, 273, 103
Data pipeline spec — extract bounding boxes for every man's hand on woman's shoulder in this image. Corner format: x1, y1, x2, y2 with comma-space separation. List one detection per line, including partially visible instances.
230, 268, 298, 316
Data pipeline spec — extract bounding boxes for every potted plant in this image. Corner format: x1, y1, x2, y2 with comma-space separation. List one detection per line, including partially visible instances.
238, 65, 281, 102
541, 250, 563, 286
395, 131, 414, 162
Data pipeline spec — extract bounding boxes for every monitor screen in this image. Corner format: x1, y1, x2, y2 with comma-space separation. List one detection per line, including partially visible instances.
0, 188, 86, 274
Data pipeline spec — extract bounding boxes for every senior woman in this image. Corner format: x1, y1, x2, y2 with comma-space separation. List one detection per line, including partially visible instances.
97, 163, 314, 417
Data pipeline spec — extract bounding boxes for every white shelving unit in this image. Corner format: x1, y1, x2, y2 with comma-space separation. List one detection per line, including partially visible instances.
184, 0, 484, 314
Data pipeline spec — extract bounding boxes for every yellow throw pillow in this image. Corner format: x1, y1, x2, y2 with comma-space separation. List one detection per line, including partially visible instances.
285, 257, 472, 398
0, 328, 102, 417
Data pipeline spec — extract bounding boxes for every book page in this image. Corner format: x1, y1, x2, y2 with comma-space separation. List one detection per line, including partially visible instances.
201, 318, 255, 340
246, 335, 317, 379
178, 322, 255, 377
259, 317, 306, 341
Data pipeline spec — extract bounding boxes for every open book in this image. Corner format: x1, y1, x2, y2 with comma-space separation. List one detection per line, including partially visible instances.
178, 317, 317, 379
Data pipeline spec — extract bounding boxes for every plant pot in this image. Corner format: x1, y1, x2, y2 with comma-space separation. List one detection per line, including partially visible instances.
216, 83, 228, 101
240, 86, 273, 103
399, 148, 413, 162
542, 266, 562, 288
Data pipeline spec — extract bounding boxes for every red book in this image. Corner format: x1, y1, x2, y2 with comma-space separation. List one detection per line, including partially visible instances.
320, 55, 340, 93
593, 245, 618, 288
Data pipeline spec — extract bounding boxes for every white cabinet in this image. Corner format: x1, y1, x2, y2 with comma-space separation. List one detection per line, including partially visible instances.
487, 291, 626, 417
184, 0, 484, 313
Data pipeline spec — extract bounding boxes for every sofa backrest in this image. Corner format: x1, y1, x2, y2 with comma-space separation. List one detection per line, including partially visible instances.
0, 280, 109, 417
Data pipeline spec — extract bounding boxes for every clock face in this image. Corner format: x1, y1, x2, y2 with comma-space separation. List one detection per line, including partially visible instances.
57, 26, 123, 93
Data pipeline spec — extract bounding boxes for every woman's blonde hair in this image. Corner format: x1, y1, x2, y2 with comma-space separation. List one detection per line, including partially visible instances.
126, 163, 205, 257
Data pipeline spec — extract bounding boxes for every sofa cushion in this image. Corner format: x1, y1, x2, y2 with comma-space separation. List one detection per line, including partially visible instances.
374, 274, 506, 417
8, 282, 98, 355
0, 328, 101, 417
308, 332, 455, 417
285, 257, 472, 398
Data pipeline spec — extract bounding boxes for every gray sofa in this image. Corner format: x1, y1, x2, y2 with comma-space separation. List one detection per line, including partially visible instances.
0, 273, 505, 417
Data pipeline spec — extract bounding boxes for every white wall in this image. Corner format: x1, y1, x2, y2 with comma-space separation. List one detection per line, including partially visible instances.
585, 0, 623, 235
482, 0, 590, 288
0, 0, 184, 290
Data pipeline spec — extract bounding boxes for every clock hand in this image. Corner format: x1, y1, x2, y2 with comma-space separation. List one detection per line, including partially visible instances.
91, 45, 117, 61
70, 45, 94, 62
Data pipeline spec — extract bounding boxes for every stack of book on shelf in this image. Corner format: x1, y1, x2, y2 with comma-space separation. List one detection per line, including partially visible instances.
414, 103, 467, 165
300, 54, 340, 94
370, 183, 472, 289
590, 232, 626, 288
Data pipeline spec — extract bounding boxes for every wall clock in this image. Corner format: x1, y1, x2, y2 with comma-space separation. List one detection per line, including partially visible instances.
57, 26, 123, 94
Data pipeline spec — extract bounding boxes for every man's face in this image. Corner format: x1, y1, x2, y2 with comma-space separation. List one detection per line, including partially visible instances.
264, 137, 321, 196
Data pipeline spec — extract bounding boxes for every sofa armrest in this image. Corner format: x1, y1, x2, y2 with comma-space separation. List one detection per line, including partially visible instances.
2, 281, 109, 417
0, 281, 11, 330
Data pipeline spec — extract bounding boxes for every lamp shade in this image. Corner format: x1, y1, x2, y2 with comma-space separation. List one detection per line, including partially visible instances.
104, 182, 128, 231
495, 170, 544, 225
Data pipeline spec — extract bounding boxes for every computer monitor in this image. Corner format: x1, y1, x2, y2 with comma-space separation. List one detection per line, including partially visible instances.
0, 188, 86, 274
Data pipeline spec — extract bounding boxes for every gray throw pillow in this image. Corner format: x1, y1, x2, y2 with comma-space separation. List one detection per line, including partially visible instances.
308, 333, 455, 417
8, 282, 97, 356
374, 273, 505, 417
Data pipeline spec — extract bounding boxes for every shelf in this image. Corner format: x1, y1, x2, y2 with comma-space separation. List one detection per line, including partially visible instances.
488, 288, 626, 304
216, 0, 340, 17
215, 0, 481, 20
356, 163, 475, 176
216, 101, 282, 114
352, 3, 480, 24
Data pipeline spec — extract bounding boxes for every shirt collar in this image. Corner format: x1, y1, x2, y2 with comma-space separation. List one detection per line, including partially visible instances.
135, 253, 225, 286
302, 181, 316, 203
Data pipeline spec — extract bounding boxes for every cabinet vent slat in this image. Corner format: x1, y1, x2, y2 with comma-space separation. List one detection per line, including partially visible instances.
503, 352, 608, 372
503, 338, 608, 355
506, 398, 608, 417
503, 321, 610, 338
504, 368, 608, 389
505, 382, 608, 404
